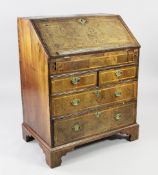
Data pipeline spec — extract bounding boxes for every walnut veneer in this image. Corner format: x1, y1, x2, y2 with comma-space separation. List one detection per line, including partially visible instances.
18, 14, 140, 168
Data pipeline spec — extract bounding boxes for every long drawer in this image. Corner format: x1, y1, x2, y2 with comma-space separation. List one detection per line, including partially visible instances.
51, 81, 137, 116
50, 49, 138, 74
54, 103, 136, 146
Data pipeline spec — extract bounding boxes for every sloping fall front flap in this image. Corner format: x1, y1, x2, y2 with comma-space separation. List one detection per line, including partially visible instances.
31, 14, 140, 57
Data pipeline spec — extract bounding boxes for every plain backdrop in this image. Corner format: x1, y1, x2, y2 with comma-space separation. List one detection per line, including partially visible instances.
0, 0, 158, 175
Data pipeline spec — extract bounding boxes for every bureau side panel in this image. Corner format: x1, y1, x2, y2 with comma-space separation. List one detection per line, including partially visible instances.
18, 18, 51, 146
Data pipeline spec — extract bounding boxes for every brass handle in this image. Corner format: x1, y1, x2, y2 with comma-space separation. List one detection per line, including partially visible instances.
114, 113, 122, 121
72, 123, 80, 132
71, 99, 80, 106
95, 90, 101, 98
95, 111, 101, 118
115, 70, 123, 77
71, 76, 80, 85
78, 18, 86, 25
115, 90, 122, 97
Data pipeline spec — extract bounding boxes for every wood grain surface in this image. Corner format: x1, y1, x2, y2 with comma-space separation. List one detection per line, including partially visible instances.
51, 72, 97, 93
18, 18, 52, 146
51, 81, 137, 116
49, 49, 138, 74
99, 66, 137, 86
54, 102, 136, 146
32, 15, 139, 57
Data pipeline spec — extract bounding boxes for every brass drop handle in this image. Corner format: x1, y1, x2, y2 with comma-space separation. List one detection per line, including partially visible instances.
115, 70, 123, 77
114, 113, 122, 121
95, 111, 101, 118
71, 99, 80, 106
71, 76, 80, 85
115, 90, 122, 97
72, 123, 80, 132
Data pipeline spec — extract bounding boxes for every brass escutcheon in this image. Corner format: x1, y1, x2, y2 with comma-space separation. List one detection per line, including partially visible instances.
115, 70, 123, 77
95, 111, 101, 118
71, 76, 80, 85
114, 113, 122, 121
71, 99, 80, 106
78, 18, 86, 25
95, 89, 101, 98
72, 123, 80, 132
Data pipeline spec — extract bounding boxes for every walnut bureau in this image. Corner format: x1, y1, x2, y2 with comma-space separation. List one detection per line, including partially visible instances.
17, 14, 140, 168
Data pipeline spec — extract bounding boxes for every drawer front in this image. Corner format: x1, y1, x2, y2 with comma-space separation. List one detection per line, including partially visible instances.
99, 66, 137, 86
50, 49, 138, 74
54, 103, 136, 146
52, 81, 137, 116
51, 72, 97, 94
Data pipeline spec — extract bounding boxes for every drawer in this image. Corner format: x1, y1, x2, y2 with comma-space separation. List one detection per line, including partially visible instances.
99, 66, 137, 86
50, 49, 138, 74
51, 81, 137, 116
51, 72, 97, 94
54, 103, 136, 146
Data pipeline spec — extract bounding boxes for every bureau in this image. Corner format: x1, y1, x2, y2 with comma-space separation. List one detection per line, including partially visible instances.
17, 14, 140, 168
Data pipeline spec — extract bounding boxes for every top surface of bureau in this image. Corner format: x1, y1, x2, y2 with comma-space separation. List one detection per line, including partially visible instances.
31, 14, 140, 58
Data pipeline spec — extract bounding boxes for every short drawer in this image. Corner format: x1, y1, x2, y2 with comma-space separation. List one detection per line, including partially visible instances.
51, 81, 137, 116
99, 66, 137, 86
50, 49, 138, 74
51, 72, 97, 94
54, 103, 136, 146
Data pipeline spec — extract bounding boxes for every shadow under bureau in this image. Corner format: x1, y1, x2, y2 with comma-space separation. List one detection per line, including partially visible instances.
17, 14, 140, 168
